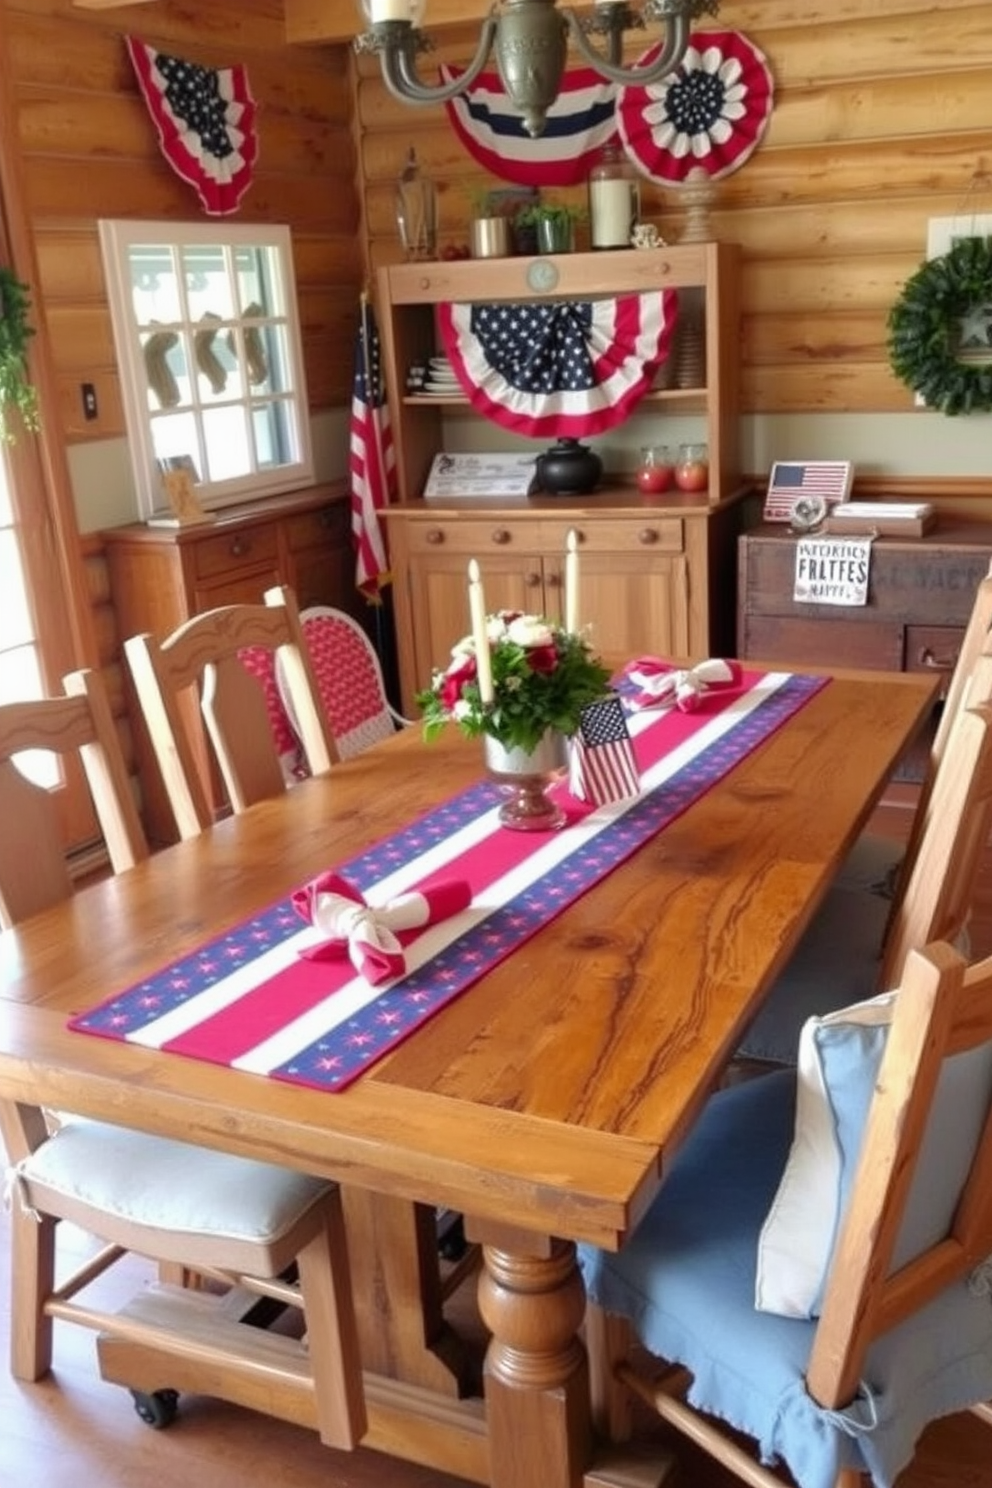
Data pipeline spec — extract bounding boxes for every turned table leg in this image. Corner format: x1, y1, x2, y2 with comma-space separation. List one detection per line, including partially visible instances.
477, 1233, 591, 1488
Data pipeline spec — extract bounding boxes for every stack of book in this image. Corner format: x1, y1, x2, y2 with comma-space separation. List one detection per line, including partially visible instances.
822, 501, 936, 537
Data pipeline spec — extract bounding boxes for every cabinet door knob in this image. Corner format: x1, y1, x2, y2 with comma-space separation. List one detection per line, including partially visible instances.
638, 527, 660, 546
425, 527, 445, 545
545, 571, 561, 589
524, 570, 542, 588
230, 537, 250, 557
490, 528, 511, 545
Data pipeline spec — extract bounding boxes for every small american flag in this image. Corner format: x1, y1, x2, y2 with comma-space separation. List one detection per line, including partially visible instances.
350, 296, 396, 599
763, 461, 853, 521
569, 694, 639, 806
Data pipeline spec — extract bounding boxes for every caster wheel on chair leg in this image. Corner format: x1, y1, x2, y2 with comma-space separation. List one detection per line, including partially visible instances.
130, 1387, 179, 1428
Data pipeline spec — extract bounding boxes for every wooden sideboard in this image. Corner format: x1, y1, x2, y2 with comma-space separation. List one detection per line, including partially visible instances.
103, 483, 356, 844
737, 518, 992, 783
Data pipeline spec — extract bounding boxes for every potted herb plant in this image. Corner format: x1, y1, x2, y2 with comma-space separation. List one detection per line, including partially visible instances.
0, 267, 40, 444
515, 200, 585, 255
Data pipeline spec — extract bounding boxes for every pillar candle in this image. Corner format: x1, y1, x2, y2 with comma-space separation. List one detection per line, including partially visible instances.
565, 529, 580, 635
368, 0, 414, 21
467, 559, 494, 704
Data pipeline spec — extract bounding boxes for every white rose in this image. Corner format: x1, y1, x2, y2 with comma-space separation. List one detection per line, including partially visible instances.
452, 698, 474, 721
450, 633, 475, 658
506, 615, 555, 649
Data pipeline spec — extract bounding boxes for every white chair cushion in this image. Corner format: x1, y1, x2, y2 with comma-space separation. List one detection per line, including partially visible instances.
12, 1118, 331, 1246
755, 993, 992, 1319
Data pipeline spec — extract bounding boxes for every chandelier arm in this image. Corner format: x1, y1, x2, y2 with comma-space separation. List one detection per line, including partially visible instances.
379, 16, 499, 106
563, 9, 690, 86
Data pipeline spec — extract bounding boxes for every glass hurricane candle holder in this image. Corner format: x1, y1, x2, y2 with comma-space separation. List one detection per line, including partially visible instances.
636, 445, 675, 494
674, 442, 709, 493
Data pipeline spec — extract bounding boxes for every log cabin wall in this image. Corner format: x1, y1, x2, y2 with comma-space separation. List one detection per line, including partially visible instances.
350, 0, 992, 510
5, 0, 364, 453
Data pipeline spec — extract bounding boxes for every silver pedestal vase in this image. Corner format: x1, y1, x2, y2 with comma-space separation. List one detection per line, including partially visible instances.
484, 732, 569, 832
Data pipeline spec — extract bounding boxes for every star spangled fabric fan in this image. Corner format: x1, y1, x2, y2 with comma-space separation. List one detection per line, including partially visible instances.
437, 290, 678, 439
618, 30, 774, 187
126, 36, 258, 215
441, 65, 619, 187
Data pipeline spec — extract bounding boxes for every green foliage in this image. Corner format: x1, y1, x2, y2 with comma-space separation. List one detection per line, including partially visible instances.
887, 236, 992, 416
515, 200, 586, 229
0, 267, 41, 444
417, 612, 612, 753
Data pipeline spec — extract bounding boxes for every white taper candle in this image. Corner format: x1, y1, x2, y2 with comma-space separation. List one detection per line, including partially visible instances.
467, 559, 494, 704
564, 528, 580, 635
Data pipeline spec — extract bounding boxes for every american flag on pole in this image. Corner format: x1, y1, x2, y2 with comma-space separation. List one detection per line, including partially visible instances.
350, 295, 396, 600
763, 461, 853, 521
569, 693, 640, 806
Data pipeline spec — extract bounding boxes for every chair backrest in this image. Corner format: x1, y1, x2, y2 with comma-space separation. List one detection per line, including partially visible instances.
277, 605, 403, 763
880, 695, 992, 988
124, 584, 338, 841
0, 668, 147, 927
930, 561, 992, 765
807, 938, 992, 1410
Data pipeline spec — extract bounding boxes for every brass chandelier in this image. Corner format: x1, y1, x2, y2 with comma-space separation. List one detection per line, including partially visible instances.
355, 0, 721, 138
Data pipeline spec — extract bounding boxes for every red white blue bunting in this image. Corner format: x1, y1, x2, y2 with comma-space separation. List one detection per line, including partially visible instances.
441, 64, 619, 187
618, 30, 774, 187
126, 36, 258, 215
437, 290, 678, 439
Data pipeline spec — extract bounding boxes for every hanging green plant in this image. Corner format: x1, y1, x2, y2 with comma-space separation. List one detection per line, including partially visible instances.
0, 266, 41, 443
887, 235, 992, 416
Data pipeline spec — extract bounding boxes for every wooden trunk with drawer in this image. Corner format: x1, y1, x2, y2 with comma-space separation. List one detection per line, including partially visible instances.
103, 483, 356, 844
737, 519, 992, 785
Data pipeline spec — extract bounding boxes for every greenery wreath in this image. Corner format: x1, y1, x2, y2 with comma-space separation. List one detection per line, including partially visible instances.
0, 266, 41, 444
887, 235, 992, 416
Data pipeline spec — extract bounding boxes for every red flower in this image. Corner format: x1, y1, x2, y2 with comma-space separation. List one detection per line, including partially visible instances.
440, 655, 476, 708
526, 644, 558, 674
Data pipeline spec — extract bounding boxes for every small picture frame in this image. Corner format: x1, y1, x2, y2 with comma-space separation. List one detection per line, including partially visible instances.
763, 461, 853, 523
158, 460, 212, 527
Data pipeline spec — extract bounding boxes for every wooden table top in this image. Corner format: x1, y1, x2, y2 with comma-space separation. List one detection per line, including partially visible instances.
0, 667, 936, 1250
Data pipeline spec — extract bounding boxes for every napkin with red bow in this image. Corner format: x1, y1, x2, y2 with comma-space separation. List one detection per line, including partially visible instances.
625, 657, 743, 712
293, 873, 472, 985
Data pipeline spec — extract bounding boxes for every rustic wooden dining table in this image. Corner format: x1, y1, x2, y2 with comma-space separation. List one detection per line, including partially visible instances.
0, 665, 937, 1488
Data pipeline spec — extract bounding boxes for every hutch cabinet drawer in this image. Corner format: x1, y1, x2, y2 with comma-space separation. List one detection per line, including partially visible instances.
285, 502, 349, 551
564, 519, 685, 555
405, 521, 528, 554
192, 523, 279, 581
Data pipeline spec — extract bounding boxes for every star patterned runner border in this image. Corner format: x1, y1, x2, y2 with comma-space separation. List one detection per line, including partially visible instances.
69, 671, 827, 1092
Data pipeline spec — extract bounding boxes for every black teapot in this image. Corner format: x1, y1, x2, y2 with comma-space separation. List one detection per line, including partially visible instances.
534, 438, 602, 497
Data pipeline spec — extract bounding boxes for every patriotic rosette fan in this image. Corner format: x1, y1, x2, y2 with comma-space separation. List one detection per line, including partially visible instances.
617, 29, 774, 186
441, 64, 619, 187
437, 290, 678, 439
126, 36, 258, 215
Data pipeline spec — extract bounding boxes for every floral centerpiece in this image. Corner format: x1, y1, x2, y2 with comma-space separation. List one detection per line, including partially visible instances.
417, 610, 611, 754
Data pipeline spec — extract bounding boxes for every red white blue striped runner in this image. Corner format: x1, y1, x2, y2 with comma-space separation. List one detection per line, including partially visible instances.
69, 671, 826, 1092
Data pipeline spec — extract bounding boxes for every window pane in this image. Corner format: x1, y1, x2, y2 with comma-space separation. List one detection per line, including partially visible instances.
128, 245, 181, 324
184, 244, 235, 320
253, 401, 298, 470
142, 328, 190, 412
194, 319, 243, 402
235, 244, 276, 317
203, 405, 252, 481
150, 411, 202, 482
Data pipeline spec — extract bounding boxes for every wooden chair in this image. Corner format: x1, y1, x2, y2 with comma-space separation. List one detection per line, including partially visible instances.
835, 560, 992, 901
581, 937, 992, 1488
0, 672, 365, 1448
738, 684, 992, 1066
276, 605, 411, 764
0, 667, 146, 925
124, 583, 338, 841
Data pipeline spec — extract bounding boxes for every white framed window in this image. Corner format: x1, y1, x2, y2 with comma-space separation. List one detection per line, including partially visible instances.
99, 219, 313, 519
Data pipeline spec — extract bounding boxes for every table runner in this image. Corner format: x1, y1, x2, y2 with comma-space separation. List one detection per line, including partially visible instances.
70, 669, 826, 1092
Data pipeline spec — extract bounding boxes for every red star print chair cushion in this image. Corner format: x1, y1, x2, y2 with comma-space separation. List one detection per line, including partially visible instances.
277, 607, 409, 765
238, 645, 304, 783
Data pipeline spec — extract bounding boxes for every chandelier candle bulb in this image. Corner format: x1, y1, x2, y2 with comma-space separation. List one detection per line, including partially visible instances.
467, 559, 494, 704
565, 529, 580, 635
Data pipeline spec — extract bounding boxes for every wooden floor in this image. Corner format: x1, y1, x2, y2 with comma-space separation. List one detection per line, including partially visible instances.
3, 806, 992, 1488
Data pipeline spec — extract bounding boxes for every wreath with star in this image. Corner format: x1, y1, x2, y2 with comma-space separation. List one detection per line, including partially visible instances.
888, 236, 992, 416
